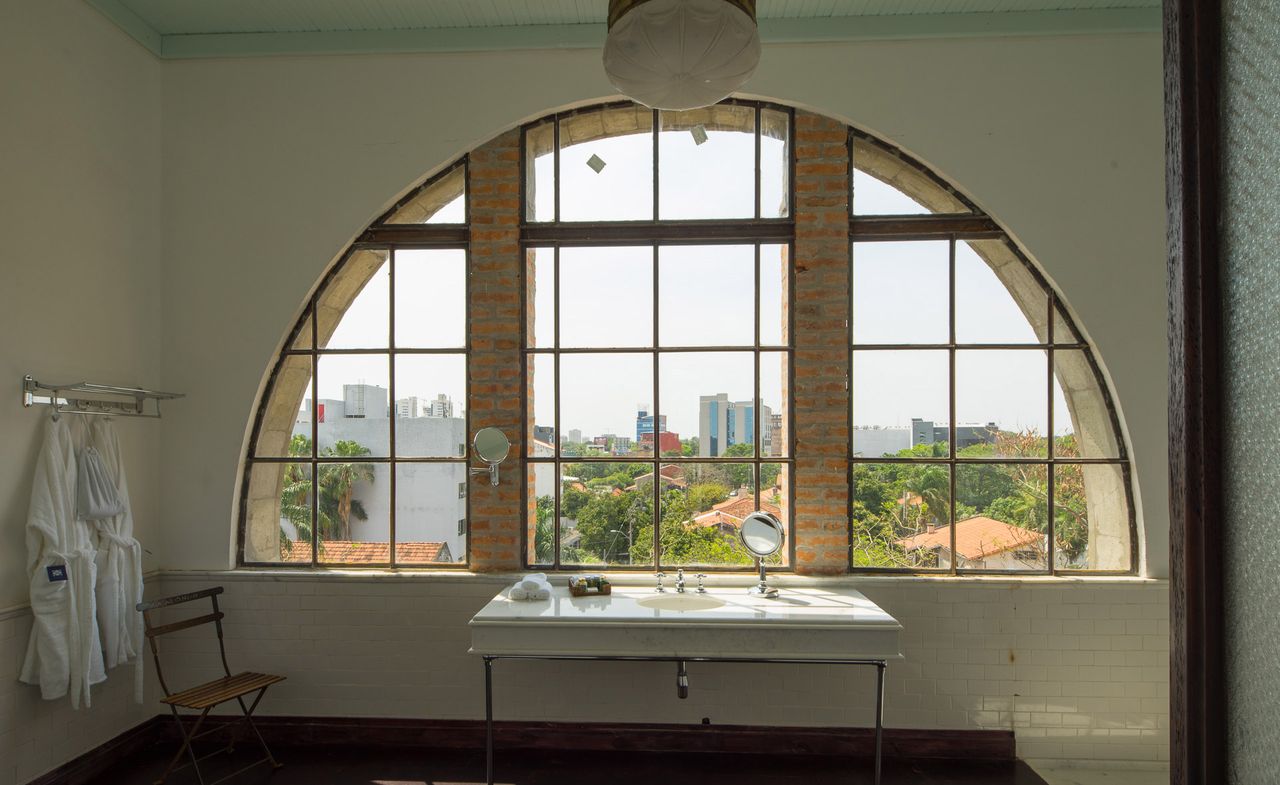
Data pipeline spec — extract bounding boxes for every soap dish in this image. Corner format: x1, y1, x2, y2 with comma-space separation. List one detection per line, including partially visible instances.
568, 575, 611, 597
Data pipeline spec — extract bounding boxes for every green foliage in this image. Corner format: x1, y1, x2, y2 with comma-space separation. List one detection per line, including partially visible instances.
278, 437, 376, 558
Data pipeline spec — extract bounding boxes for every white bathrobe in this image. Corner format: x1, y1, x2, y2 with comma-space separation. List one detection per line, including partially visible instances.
20, 418, 106, 708
89, 419, 145, 703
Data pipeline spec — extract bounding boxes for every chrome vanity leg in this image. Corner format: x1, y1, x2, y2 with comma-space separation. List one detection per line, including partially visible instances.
874, 660, 886, 785
484, 656, 495, 785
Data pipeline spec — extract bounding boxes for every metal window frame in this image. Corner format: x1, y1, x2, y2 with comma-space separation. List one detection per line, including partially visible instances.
520, 100, 797, 573
238, 160, 474, 570
847, 128, 1137, 576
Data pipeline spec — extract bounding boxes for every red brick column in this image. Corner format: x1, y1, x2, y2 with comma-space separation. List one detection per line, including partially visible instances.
468, 131, 523, 571
791, 112, 851, 575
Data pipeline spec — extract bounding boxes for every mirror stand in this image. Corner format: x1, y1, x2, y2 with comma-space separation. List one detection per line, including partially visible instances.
746, 557, 779, 598
470, 428, 511, 487
470, 464, 501, 487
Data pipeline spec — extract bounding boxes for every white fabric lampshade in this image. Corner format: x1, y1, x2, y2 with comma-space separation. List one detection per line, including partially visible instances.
603, 0, 761, 111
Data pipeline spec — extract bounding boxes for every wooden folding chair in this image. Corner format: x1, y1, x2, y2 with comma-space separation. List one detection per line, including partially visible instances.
137, 587, 285, 785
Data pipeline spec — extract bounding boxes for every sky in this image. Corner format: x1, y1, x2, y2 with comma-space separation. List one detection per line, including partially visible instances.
308, 121, 1081, 447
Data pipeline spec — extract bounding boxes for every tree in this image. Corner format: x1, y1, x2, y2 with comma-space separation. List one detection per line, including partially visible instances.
277, 436, 376, 557
686, 483, 730, 514
902, 465, 950, 527
533, 495, 555, 564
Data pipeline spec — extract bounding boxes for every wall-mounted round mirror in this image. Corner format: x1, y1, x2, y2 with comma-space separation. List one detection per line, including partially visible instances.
470, 428, 510, 486
739, 511, 784, 598
473, 427, 510, 464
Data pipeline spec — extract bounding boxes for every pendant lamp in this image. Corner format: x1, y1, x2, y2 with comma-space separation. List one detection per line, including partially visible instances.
603, 0, 761, 111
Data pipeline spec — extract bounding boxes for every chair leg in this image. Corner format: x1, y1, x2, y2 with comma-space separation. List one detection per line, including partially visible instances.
158, 706, 211, 785
237, 687, 283, 770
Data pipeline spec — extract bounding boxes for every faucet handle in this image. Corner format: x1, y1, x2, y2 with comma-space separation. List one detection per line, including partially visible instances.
654, 572, 666, 593
695, 573, 708, 593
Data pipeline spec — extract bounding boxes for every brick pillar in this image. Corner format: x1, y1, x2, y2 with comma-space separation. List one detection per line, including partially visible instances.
468, 131, 523, 571
792, 112, 851, 575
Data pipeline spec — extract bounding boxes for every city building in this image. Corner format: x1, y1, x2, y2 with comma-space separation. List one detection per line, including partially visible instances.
533, 425, 555, 445
639, 430, 682, 454
567, 429, 583, 444
425, 393, 453, 418
634, 407, 667, 444
394, 396, 421, 419
895, 516, 1044, 570
698, 394, 773, 457
344, 383, 387, 418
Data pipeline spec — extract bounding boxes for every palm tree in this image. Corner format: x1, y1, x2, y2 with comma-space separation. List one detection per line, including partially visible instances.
317, 440, 375, 541
903, 465, 950, 530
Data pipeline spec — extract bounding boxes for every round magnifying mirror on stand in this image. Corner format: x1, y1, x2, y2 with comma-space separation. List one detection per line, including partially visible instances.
739, 511, 784, 598
470, 428, 510, 486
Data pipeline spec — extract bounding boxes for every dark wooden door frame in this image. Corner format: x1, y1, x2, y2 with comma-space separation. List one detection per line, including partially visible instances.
1165, 0, 1225, 782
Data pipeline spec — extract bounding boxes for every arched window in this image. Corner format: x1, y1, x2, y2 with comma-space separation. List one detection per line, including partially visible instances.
240, 163, 470, 567
238, 100, 1133, 575
849, 132, 1134, 573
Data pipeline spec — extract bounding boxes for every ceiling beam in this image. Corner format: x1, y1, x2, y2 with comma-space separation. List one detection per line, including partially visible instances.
85, 6, 1160, 60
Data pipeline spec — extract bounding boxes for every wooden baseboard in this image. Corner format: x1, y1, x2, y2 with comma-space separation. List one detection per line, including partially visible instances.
160, 715, 1015, 761
28, 714, 1014, 783
27, 716, 164, 785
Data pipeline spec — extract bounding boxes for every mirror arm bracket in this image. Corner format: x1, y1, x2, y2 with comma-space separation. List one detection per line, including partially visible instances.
469, 464, 501, 487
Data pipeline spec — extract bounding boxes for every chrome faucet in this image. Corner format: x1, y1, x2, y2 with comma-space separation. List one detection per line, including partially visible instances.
695, 573, 708, 593
654, 572, 666, 593
675, 568, 686, 593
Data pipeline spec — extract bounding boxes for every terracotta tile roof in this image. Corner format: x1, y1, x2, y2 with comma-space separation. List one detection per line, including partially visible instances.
895, 516, 1041, 561
282, 540, 453, 564
692, 491, 782, 529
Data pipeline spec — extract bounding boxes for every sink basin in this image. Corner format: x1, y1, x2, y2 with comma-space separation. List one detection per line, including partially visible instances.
636, 593, 727, 612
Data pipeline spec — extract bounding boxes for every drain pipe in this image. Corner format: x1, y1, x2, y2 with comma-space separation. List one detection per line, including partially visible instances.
676, 660, 689, 699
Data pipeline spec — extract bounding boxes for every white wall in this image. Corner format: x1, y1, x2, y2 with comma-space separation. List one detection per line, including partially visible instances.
156, 35, 1168, 578
0, 2, 163, 780
154, 572, 1169, 764
0, 0, 163, 609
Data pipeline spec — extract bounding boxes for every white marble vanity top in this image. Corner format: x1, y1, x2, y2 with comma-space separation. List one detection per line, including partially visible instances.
469, 586, 903, 660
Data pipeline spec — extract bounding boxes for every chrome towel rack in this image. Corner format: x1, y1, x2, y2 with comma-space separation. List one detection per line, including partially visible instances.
22, 375, 185, 419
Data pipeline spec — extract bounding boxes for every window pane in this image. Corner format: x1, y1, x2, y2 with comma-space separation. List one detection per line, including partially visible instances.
316, 355, 390, 457
760, 108, 790, 218
395, 354, 465, 458
560, 353, 653, 458
1053, 350, 1120, 458
1055, 463, 1130, 571
852, 137, 969, 215
659, 244, 754, 347
852, 241, 949, 344
395, 249, 465, 348
659, 105, 755, 219
254, 355, 313, 457
384, 165, 466, 224
760, 352, 789, 458
955, 240, 1043, 344
560, 462, 653, 567
559, 246, 653, 348
526, 120, 555, 222
760, 244, 789, 346
526, 247, 555, 349
658, 463, 757, 568
244, 462, 312, 564
955, 463, 1047, 572
762, 462, 790, 566
317, 462, 391, 565
528, 353, 555, 456
851, 350, 949, 458
852, 462, 950, 569
395, 463, 467, 564
527, 463, 556, 565
318, 251, 389, 349
660, 352, 753, 459
560, 106, 654, 222
955, 350, 1047, 457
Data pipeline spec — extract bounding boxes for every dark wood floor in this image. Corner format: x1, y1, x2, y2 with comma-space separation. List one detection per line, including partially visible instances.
98, 744, 1049, 785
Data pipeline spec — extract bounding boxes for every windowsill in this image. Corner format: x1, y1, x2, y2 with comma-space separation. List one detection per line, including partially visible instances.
188, 567, 1166, 587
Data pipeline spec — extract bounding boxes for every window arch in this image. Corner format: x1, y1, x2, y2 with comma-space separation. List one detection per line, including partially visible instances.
238, 99, 1134, 575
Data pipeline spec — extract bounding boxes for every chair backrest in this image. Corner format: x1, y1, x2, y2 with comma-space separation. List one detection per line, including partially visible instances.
136, 586, 231, 698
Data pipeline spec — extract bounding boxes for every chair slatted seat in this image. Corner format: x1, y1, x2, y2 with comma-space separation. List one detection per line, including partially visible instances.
162, 672, 286, 710
137, 586, 285, 785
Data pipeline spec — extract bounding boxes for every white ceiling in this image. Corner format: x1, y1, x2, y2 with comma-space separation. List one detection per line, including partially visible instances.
85, 0, 1161, 58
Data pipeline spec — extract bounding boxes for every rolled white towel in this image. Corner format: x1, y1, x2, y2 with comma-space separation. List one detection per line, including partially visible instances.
523, 572, 547, 582
527, 585, 551, 601
519, 576, 551, 592
507, 584, 530, 601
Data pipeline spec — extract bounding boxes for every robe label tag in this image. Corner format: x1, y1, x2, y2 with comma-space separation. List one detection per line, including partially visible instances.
46, 565, 68, 582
